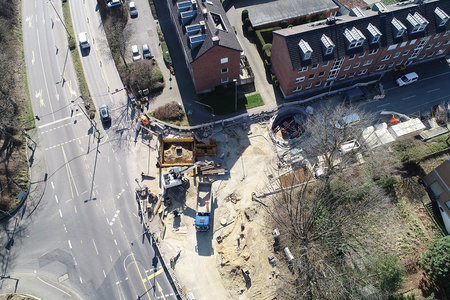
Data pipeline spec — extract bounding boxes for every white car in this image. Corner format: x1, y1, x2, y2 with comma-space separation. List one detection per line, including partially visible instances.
396, 72, 418, 86
335, 113, 361, 129
142, 44, 152, 59
129, 2, 138, 17
132, 45, 141, 61
78, 32, 90, 49
106, 0, 121, 8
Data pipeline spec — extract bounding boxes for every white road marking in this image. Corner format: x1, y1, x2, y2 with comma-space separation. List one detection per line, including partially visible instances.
110, 255, 113, 262
74, 206, 77, 214
110, 228, 114, 235
103, 269, 106, 278
114, 239, 118, 246
80, 276, 83, 283
132, 212, 138, 218
402, 95, 416, 100
64, 225, 67, 233
93, 239, 99, 255
427, 88, 440, 93
377, 102, 390, 108
55, 195, 58, 203
37, 276, 71, 296
59, 209, 63, 218
103, 208, 106, 214
68, 240, 72, 249
51, 181, 54, 189
118, 249, 121, 256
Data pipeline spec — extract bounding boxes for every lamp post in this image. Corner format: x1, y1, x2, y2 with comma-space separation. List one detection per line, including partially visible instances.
233, 79, 238, 112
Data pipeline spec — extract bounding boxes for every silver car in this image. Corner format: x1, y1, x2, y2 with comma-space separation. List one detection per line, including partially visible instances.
142, 44, 152, 59
129, 2, 138, 17
132, 45, 141, 61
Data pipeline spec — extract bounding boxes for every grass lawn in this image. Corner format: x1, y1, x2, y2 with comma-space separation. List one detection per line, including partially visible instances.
198, 86, 264, 115
394, 132, 450, 162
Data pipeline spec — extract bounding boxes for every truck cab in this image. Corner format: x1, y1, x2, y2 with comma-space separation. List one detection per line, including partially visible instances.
195, 214, 210, 231
195, 182, 212, 232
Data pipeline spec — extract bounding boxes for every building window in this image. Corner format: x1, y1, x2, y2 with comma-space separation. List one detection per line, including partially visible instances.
220, 57, 228, 64
295, 76, 305, 83
444, 31, 450, 37
388, 44, 397, 51
435, 42, 442, 47
402, 50, 410, 56
394, 52, 400, 58
308, 74, 315, 80
388, 62, 394, 68
292, 86, 302, 92
445, 40, 450, 45
324, 81, 332, 87
339, 74, 346, 80
409, 39, 417, 45
305, 83, 312, 89
426, 44, 433, 50
221, 68, 228, 74
318, 71, 325, 77
315, 81, 322, 87
349, 54, 356, 60
400, 41, 408, 47
428, 51, 435, 57
382, 54, 391, 61
344, 65, 351, 71
322, 61, 329, 67
312, 64, 319, 69
434, 33, 441, 39
363, 59, 373, 66
349, 72, 356, 78
221, 77, 229, 83
376, 64, 385, 71
419, 54, 426, 59
369, 49, 378, 55
359, 51, 365, 58
396, 60, 403, 66
405, 60, 413, 66
353, 62, 360, 68
358, 69, 368, 75
298, 66, 308, 73
437, 49, 445, 56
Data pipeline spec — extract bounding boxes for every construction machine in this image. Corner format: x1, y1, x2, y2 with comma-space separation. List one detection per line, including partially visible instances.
162, 162, 207, 196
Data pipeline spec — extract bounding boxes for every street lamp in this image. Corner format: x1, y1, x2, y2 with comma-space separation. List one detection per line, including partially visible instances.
233, 79, 238, 113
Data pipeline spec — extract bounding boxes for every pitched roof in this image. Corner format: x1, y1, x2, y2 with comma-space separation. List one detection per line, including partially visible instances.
274, 0, 450, 70
167, 0, 242, 63
247, 0, 338, 28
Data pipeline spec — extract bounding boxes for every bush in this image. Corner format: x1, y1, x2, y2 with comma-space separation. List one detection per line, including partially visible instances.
263, 43, 272, 59
419, 236, 450, 292
241, 9, 249, 22
371, 254, 405, 295
244, 17, 251, 28
153, 102, 184, 121
376, 176, 398, 191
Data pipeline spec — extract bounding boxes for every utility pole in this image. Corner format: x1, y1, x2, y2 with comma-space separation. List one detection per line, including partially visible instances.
48, 0, 72, 40
234, 79, 238, 112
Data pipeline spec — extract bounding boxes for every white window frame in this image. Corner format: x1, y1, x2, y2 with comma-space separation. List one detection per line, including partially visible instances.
426, 44, 433, 50
344, 65, 351, 71
394, 52, 400, 58
402, 50, 410, 56
221, 77, 229, 83
298, 66, 308, 73
220, 57, 228, 64
348, 72, 355, 78
382, 54, 391, 61
444, 31, 449, 37
315, 81, 322, 87
359, 51, 365, 58
312, 64, 319, 70
437, 49, 445, 56
409, 39, 417, 45
305, 83, 312, 89
295, 76, 305, 83
435, 42, 442, 47
349, 54, 356, 60
434, 33, 441, 39
318, 71, 325, 78
388, 44, 398, 51
292, 86, 302, 92
388, 62, 394, 68
428, 51, 435, 57
376, 64, 385, 71
400, 41, 408, 47
322, 61, 329, 67
221, 67, 228, 74
308, 74, 315, 80
353, 62, 360, 68
369, 49, 378, 55
339, 74, 346, 80
358, 69, 368, 75
363, 59, 373, 66
396, 60, 403, 66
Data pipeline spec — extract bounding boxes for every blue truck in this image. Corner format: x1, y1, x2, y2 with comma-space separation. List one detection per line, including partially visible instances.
195, 182, 212, 232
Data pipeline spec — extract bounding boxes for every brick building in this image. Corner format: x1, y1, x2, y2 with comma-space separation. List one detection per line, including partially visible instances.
166, 0, 242, 93
271, 0, 450, 99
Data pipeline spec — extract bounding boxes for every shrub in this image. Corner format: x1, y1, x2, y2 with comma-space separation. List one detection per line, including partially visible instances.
376, 176, 398, 190
244, 17, 251, 28
371, 254, 405, 295
153, 102, 184, 121
419, 236, 450, 292
241, 9, 249, 22
263, 43, 272, 59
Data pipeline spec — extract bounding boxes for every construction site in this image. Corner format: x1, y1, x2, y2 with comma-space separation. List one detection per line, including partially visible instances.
131, 103, 446, 299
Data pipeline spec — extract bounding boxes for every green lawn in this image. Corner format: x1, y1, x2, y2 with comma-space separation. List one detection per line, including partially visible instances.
198, 86, 264, 115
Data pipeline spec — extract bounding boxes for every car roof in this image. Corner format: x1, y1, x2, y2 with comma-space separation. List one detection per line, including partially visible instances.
130, 2, 135, 6
78, 32, 87, 41
143, 44, 149, 50
132, 45, 138, 51
405, 72, 418, 79
99, 104, 108, 109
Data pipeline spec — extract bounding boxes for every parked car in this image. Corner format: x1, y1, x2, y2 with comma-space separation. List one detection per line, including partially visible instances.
335, 113, 361, 129
142, 44, 152, 59
78, 32, 90, 49
132, 45, 141, 61
106, 0, 121, 8
129, 2, 138, 17
99, 104, 111, 123
396, 72, 418, 86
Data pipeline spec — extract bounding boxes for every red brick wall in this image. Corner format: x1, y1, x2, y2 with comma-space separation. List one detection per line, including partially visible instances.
271, 34, 295, 97
191, 45, 241, 93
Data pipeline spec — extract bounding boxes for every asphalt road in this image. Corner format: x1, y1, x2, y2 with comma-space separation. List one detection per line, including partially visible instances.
0, 1, 177, 299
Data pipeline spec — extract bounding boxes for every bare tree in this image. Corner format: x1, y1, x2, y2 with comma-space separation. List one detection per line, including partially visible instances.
302, 103, 374, 180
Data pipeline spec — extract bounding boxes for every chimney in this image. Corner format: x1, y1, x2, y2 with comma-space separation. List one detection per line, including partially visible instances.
212, 36, 220, 45
191, 0, 197, 10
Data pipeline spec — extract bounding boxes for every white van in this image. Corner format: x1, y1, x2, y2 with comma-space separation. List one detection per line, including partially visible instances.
78, 32, 90, 49
335, 113, 361, 129
396, 72, 418, 86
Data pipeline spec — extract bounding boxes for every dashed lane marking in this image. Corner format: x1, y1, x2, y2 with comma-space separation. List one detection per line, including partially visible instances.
59, 209, 62, 218
68, 240, 72, 249
55, 195, 58, 204
45, 135, 89, 151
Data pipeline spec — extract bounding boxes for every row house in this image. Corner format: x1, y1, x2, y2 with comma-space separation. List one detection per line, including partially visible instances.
166, 0, 242, 93
271, 0, 450, 99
